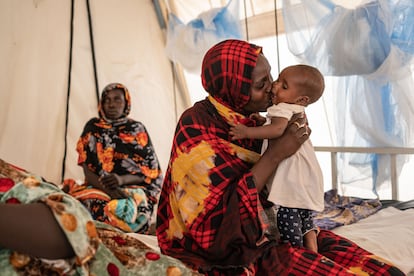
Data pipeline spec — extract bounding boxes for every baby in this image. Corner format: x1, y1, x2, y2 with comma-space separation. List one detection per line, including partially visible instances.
230, 64, 325, 252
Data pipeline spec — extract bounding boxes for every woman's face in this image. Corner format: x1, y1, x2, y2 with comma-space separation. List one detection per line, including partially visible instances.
243, 54, 273, 114
102, 89, 126, 120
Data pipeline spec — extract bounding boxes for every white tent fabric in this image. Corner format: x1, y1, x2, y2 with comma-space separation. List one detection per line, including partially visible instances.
0, 0, 189, 184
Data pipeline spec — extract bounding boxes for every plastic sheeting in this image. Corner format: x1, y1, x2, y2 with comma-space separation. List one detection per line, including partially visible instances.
165, 0, 242, 73
282, 0, 414, 193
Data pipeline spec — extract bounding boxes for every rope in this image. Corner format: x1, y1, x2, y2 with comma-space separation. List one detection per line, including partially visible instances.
61, 0, 75, 182
86, 0, 100, 101
274, 0, 281, 75
61, 0, 100, 182
160, 0, 179, 122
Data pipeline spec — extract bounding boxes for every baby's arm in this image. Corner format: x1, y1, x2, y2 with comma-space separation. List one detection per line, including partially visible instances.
230, 124, 255, 140
268, 116, 289, 138
230, 116, 288, 140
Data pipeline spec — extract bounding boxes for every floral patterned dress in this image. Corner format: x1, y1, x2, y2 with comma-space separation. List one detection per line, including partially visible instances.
63, 83, 163, 234
0, 158, 200, 276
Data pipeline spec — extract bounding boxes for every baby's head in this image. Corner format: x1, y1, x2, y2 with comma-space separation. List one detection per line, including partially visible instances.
271, 64, 325, 106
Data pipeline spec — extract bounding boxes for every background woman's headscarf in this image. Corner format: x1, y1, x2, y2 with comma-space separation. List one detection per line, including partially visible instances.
201, 39, 262, 114
98, 83, 131, 124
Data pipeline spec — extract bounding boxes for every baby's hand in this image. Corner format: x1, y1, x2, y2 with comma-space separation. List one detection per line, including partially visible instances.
249, 112, 266, 126
229, 124, 249, 140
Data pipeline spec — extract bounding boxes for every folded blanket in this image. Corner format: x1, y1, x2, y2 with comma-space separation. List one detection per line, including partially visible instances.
313, 189, 382, 230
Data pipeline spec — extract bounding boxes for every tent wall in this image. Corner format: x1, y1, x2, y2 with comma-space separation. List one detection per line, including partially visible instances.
0, 0, 189, 184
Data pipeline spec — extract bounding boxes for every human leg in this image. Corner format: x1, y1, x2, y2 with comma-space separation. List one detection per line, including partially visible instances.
303, 229, 318, 253
277, 206, 303, 247
300, 208, 318, 252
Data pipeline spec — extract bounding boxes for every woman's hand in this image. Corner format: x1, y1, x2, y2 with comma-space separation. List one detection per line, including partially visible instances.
99, 173, 127, 199
100, 173, 123, 190
267, 112, 310, 159
106, 189, 128, 199
251, 112, 310, 192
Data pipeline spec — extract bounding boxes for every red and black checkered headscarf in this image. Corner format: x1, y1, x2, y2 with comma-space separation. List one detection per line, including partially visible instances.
201, 39, 262, 114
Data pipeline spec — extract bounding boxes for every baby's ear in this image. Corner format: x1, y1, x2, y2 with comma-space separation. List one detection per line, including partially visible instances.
296, 96, 310, 106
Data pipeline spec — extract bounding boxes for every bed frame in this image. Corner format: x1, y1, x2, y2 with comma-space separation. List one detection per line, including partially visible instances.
314, 146, 414, 200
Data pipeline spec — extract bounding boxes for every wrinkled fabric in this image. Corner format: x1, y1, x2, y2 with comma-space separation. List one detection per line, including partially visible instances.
314, 189, 382, 230
265, 103, 324, 212
0, 158, 199, 275
165, 0, 242, 73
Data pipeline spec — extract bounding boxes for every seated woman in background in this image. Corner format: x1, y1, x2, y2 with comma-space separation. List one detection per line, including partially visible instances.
0, 158, 199, 275
63, 83, 162, 234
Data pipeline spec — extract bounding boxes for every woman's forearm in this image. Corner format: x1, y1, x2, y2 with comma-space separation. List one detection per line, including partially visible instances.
0, 203, 75, 259
82, 164, 101, 188
251, 116, 309, 192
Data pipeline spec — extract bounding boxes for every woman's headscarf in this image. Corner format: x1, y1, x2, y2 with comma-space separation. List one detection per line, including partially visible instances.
201, 39, 262, 114
98, 83, 131, 124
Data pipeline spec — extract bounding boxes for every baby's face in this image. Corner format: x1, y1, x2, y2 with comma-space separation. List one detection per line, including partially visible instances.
271, 67, 304, 105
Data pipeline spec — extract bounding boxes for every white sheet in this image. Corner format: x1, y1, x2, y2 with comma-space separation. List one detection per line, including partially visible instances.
127, 233, 160, 253
129, 207, 414, 274
333, 207, 414, 275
